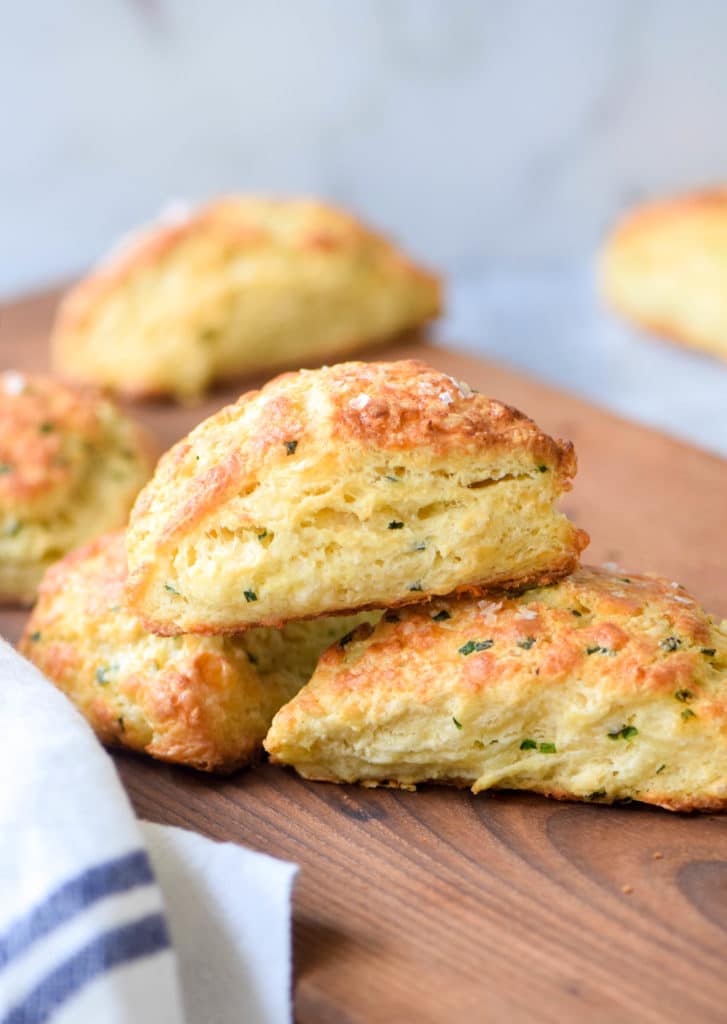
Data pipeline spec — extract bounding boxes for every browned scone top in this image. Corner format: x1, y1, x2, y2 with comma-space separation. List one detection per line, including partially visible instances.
0, 372, 153, 509
51, 197, 443, 401
0, 371, 156, 604
125, 359, 587, 635
20, 531, 374, 773
265, 566, 727, 812
600, 186, 727, 360
55, 197, 439, 329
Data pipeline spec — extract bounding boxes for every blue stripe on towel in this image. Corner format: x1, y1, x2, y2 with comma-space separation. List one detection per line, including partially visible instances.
0, 851, 154, 970
1, 912, 170, 1024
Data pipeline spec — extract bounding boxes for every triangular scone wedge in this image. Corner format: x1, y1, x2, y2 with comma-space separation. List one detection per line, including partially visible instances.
125, 360, 587, 635
20, 531, 376, 773
600, 188, 727, 361
51, 196, 442, 401
0, 372, 156, 604
265, 568, 727, 811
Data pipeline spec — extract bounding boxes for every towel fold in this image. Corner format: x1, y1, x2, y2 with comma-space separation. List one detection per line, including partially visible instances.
0, 638, 297, 1024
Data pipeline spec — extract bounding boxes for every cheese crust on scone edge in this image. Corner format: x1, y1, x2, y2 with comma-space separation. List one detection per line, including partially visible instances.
125, 360, 588, 635
264, 567, 727, 812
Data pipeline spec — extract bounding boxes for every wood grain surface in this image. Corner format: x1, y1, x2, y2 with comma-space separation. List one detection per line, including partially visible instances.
2, 287, 727, 1024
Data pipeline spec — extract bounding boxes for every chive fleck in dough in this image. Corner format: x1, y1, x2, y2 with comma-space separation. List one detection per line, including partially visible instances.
601, 187, 727, 361
20, 531, 376, 773
264, 567, 727, 812
0, 371, 156, 604
125, 360, 587, 635
51, 196, 443, 401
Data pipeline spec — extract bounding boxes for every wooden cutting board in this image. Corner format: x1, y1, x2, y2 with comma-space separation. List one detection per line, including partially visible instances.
2, 288, 727, 1024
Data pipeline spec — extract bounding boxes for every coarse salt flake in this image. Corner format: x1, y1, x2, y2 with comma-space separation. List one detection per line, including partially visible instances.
516, 608, 538, 621
477, 600, 502, 623
349, 394, 370, 411
438, 391, 454, 405
446, 375, 473, 399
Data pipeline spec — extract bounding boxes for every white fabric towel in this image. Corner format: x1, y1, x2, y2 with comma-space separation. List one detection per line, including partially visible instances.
0, 638, 297, 1024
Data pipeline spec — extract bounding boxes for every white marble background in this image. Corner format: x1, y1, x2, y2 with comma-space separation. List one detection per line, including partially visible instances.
2, 1, 727, 452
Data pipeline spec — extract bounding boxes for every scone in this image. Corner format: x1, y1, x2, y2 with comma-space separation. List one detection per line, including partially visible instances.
0, 371, 156, 604
125, 360, 587, 635
51, 196, 442, 401
265, 567, 727, 811
601, 188, 727, 360
19, 531, 376, 772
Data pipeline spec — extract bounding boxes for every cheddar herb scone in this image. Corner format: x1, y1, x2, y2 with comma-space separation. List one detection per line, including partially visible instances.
265, 567, 727, 811
20, 532, 376, 773
125, 360, 587, 635
601, 188, 727, 360
51, 196, 442, 401
0, 372, 155, 604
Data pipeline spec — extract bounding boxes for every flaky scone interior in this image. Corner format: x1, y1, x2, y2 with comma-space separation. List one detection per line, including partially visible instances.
126, 360, 587, 635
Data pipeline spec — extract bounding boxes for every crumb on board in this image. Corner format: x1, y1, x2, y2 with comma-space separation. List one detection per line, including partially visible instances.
621, 884, 633, 895
653, 851, 664, 860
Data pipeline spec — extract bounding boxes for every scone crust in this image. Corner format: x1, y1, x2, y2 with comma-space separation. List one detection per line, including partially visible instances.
601, 188, 727, 359
20, 531, 372, 772
265, 567, 727, 812
51, 197, 443, 400
0, 372, 156, 603
125, 360, 586, 634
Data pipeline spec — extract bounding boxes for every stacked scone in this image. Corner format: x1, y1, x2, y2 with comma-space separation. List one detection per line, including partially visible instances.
23, 358, 586, 774
16, 194, 727, 813
266, 567, 727, 811
23, 357, 727, 812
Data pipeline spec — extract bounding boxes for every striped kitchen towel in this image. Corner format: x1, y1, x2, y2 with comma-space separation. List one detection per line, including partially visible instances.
0, 638, 297, 1024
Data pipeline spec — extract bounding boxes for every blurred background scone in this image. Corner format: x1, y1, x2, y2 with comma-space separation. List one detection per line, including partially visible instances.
51, 196, 443, 402
125, 359, 587, 635
0, 372, 156, 604
20, 531, 376, 772
601, 188, 727, 361
265, 567, 727, 811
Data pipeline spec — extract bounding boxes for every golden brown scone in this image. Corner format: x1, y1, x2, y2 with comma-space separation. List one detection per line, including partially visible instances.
19, 531, 376, 773
51, 197, 442, 401
125, 360, 587, 635
265, 567, 727, 812
601, 188, 727, 360
0, 371, 156, 604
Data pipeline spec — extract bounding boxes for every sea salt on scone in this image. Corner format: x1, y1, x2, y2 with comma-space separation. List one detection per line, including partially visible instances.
125, 360, 587, 635
20, 531, 375, 772
0, 371, 155, 604
51, 196, 442, 401
601, 188, 727, 360
265, 567, 727, 811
